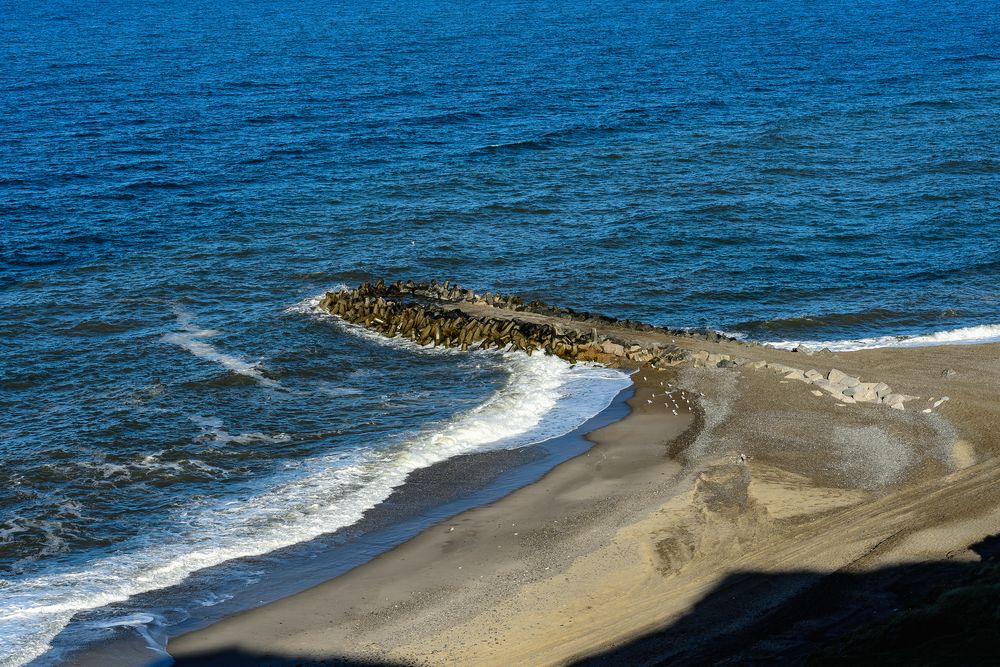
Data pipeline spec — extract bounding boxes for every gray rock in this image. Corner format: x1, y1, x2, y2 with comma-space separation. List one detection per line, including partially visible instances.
844, 382, 879, 403
828, 368, 850, 384
881, 394, 914, 410
812, 378, 832, 390
841, 375, 861, 388
805, 369, 823, 380
942, 368, 957, 377
603, 342, 625, 356
822, 382, 849, 397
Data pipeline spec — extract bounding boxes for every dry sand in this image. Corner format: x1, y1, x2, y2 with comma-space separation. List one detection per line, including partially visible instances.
168, 338, 1000, 666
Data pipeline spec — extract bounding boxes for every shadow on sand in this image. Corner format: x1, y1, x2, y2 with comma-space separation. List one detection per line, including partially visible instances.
575, 534, 1000, 666
173, 536, 1000, 667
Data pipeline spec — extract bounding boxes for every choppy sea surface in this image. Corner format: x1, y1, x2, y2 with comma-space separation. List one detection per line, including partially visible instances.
2, 0, 999, 663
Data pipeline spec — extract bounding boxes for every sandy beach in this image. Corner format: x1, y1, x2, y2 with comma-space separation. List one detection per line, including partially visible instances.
166, 331, 1000, 665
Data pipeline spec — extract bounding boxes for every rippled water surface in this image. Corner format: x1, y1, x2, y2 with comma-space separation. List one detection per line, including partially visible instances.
2, 0, 999, 664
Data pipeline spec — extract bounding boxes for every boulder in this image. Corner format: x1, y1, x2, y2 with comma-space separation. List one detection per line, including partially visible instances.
828, 368, 850, 384
821, 382, 849, 397
841, 375, 861, 388
844, 382, 879, 402
805, 369, 823, 380
812, 378, 832, 390
881, 393, 914, 410
784, 370, 807, 381
603, 342, 626, 356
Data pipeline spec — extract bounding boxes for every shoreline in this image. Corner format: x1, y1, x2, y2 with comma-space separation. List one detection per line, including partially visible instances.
46, 370, 635, 667
166, 338, 1000, 665
166, 366, 698, 665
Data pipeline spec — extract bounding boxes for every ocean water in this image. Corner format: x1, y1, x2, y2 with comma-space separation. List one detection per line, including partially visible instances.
2, 0, 999, 663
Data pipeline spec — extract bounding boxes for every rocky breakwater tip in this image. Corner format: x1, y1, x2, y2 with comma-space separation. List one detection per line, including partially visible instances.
317, 279, 691, 367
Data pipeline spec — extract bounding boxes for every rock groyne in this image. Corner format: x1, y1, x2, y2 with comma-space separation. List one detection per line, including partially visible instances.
318, 279, 693, 367
317, 279, 927, 412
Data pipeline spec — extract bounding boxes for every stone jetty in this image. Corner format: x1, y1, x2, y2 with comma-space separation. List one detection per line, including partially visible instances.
318, 279, 700, 367
318, 279, 925, 412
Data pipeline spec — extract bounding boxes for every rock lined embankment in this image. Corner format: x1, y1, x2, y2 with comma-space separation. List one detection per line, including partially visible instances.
318, 280, 923, 411
318, 279, 698, 366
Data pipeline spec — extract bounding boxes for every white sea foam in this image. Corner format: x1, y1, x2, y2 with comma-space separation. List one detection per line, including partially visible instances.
765, 323, 1000, 352
0, 293, 631, 667
163, 308, 282, 389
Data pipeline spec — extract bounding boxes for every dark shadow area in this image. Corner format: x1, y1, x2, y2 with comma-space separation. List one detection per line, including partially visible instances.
575, 534, 1000, 666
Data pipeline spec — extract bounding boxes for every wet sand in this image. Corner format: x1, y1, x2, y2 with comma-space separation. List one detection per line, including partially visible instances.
168, 339, 1000, 665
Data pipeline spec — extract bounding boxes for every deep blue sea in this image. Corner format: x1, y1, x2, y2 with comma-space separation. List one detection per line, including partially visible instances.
2, 0, 999, 663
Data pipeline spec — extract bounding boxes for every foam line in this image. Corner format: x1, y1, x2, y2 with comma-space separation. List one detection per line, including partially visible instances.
162, 309, 281, 389
765, 323, 1000, 352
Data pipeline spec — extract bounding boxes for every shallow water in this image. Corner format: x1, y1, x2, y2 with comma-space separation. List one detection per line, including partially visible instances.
2, 0, 999, 663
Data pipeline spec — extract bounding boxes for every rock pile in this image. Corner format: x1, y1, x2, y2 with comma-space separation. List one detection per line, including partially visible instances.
765, 364, 917, 410
318, 280, 688, 366
689, 352, 918, 410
